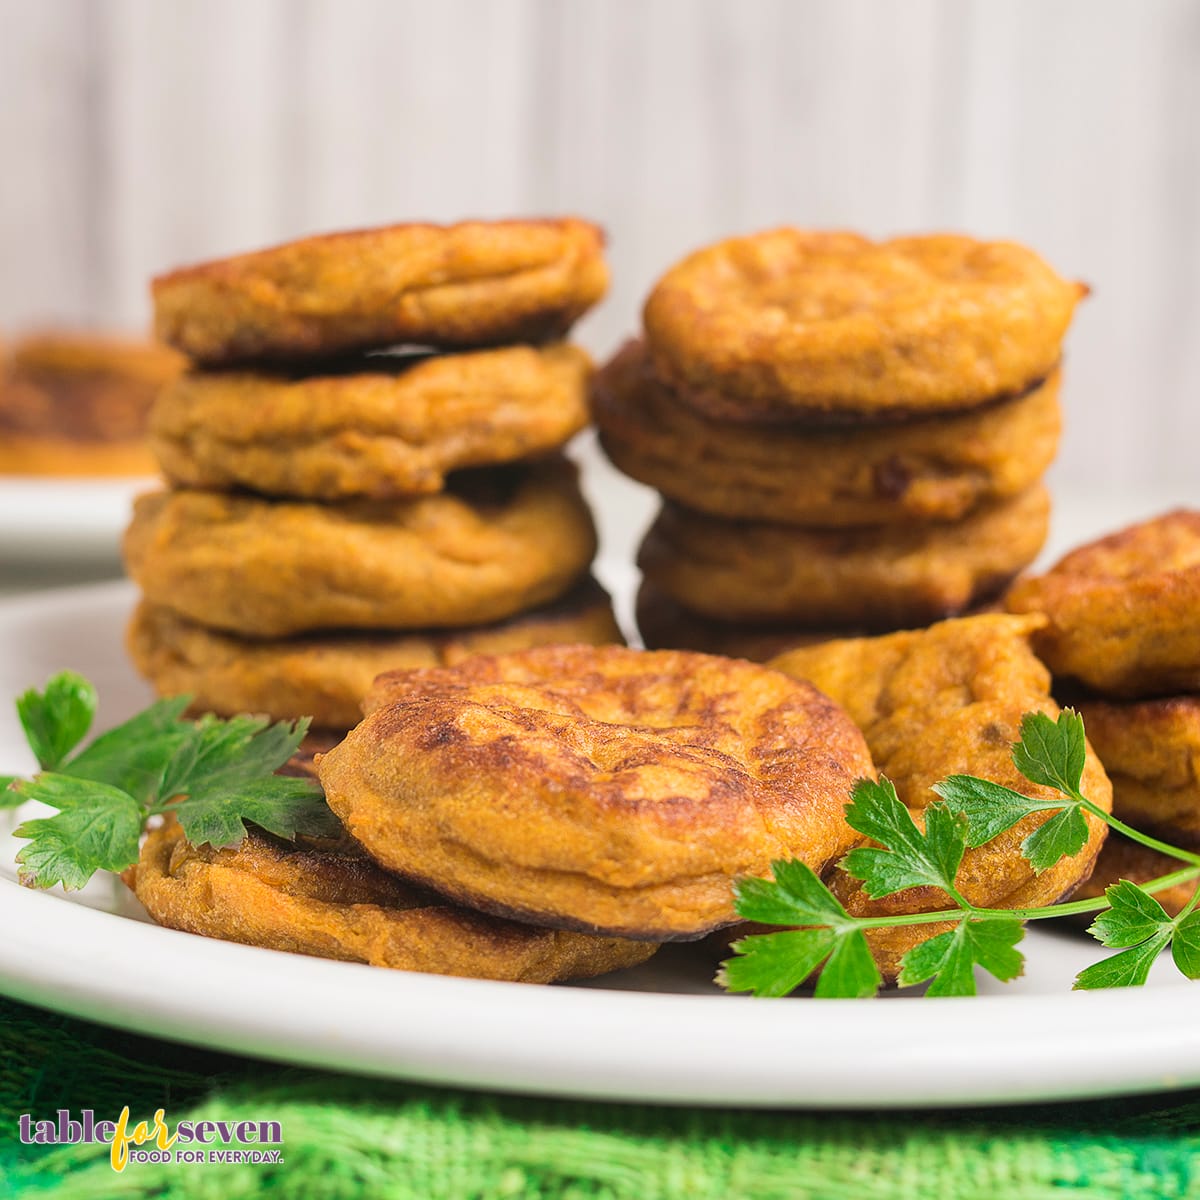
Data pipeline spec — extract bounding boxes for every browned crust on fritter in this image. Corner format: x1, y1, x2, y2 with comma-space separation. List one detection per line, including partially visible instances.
122, 458, 597, 637
1073, 834, 1199, 918
771, 614, 1113, 980
127, 817, 656, 983
1077, 694, 1200, 847
594, 340, 1062, 525
153, 219, 609, 366
635, 581, 850, 662
10, 331, 186, 383
642, 230, 1084, 421
318, 644, 874, 941
1006, 510, 1200, 698
639, 485, 1050, 627
151, 344, 591, 499
128, 576, 624, 729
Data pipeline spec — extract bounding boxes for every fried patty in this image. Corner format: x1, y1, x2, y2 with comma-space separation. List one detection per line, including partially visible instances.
128, 576, 623, 730
317, 644, 874, 941
771, 614, 1113, 980
643, 229, 1084, 421
1077, 695, 1200, 847
0, 331, 184, 475
639, 485, 1050, 628
151, 344, 591, 500
153, 218, 608, 366
1007, 510, 1200, 697
1073, 834, 1199, 918
123, 458, 597, 637
128, 817, 655, 983
594, 340, 1062, 526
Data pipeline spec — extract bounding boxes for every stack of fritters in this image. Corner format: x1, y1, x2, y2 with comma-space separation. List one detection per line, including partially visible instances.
0, 331, 183, 475
124, 219, 620, 738
592, 229, 1084, 657
128, 644, 876, 982
1007, 511, 1200, 914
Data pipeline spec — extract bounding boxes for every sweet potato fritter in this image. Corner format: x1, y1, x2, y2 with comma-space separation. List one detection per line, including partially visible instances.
152, 344, 591, 500
771, 614, 1113, 980
593, 340, 1062, 526
128, 576, 623, 730
1007, 510, 1200, 697
0, 331, 184, 475
128, 817, 655, 983
643, 230, 1083, 421
317, 644, 874, 941
639, 486, 1050, 628
153, 218, 608, 366
1077, 695, 1200, 847
123, 458, 597, 637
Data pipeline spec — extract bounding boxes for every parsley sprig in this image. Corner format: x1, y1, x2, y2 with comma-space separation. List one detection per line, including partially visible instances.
720, 710, 1200, 998
1, 670, 339, 891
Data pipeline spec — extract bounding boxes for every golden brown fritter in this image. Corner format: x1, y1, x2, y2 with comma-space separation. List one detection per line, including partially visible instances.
128, 576, 624, 730
152, 344, 591, 500
128, 817, 655, 983
1007, 510, 1200, 697
593, 340, 1062, 526
318, 644, 874, 941
771, 614, 1113, 980
1073, 834, 1198, 918
122, 459, 597, 637
639, 485, 1050, 628
635, 581, 848, 662
642, 230, 1084, 421
153, 219, 608, 366
0, 331, 184, 475
1077, 695, 1200, 847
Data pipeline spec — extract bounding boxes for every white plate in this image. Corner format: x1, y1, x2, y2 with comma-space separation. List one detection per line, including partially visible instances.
1, 580, 1199, 1109
0, 476, 156, 564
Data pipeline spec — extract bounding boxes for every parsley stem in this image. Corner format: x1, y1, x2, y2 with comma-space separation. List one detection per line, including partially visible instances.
1076, 795, 1200, 867
844, 865, 1200, 930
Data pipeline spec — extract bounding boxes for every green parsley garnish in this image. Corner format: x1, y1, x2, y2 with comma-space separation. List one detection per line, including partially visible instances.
719, 709, 1200, 998
1, 670, 339, 891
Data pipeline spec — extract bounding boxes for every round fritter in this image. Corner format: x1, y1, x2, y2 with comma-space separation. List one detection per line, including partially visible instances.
1073, 834, 1198, 919
152, 344, 591, 500
128, 817, 655, 983
122, 459, 597, 637
0, 331, 184, 476
771, 614, 1113, 980
317, 644, 874, 941
128, 576, 623, 729
642, 229, 1083, 422
593, 340, 1062, 526
1077, 695, 1200, 847
1007, 510, 1200, 697
153, 218, 608, 366
635, 581, 846, 662
639, 485, 1050, 628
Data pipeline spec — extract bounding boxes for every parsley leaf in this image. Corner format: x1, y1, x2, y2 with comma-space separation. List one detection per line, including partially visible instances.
1171, 912, 1200, 979
1011, 709, 1086, 797
177, 776, 334, 848
897, 918, 1025, 997
12, 774, 143, 890
15, 672, 97, 771
934, 774, 1062, 845
1019, 806, 1091, 874
841, 778, 967, 900
5, 671, 339, 891
1075, 881, 1178, 990
0, 777, 21, 808
721, 860, 882, 997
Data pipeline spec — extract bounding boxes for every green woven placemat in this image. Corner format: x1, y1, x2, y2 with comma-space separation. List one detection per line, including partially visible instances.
2, 994, 1198, 1199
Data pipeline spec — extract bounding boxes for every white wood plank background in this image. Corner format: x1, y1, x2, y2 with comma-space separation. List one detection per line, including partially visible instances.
2, 0, 1197, 491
